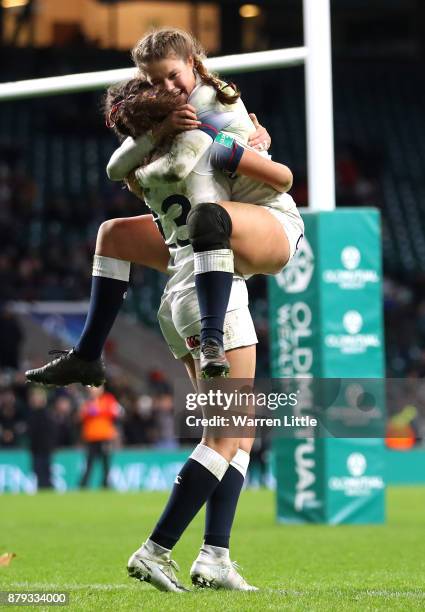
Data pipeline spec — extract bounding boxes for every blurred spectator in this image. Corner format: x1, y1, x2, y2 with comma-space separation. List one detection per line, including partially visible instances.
148, 369, 172, 395
0, 304, 23, 369
0, 368, 187, 451
153, 392, 177, 449
27, 387, 55, 489
122, 391, 157, 445
51, 393, 78, 447
386, 405, 419, 450
79, 386, 121, 488
0, 387, 26, 447
335, 143, 380, 207
247, 436, 270, 488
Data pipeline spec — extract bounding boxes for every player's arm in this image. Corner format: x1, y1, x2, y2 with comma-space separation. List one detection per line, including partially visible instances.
135, 130, 212, 184
125, 169, 145, 200
237, 149, 293, 193
107, 104, 200, 181
136, 110, 238, 183
247, 113, 272, 152
190, 82, 272, 150
209, 134, 292, 193
107, 133, 154, 181
110, 105, 239, 183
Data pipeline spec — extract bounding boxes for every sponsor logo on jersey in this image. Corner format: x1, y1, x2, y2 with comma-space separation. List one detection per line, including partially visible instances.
214, 132, 234, 148
322, 245, 379, 290
185, 335, 200, 350
325, 310, 380, 354
275, 236, 314, 293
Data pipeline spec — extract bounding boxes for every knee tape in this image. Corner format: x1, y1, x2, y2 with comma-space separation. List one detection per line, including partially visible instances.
187, 202, 232, 253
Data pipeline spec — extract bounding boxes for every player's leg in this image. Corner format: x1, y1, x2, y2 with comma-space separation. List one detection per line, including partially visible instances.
186, 199, 302, 379
183, 346, 256, 565
182, 344, 256, 571
25, 215, 169, 386
202, 346, 255, 552
186, 203, 234, 379
184, 349, 256, 549
223, 200, 302, 275
128, 429, 236, 592
74, 215, 169, 358
191, 344, 258, 590
94, 214, 170, 271
127, 299, 238, 592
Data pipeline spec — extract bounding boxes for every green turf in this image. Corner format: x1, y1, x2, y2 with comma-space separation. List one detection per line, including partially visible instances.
1, 487, 425, 611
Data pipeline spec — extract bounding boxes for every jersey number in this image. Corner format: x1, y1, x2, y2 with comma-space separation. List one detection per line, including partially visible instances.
153, 194, 191, 248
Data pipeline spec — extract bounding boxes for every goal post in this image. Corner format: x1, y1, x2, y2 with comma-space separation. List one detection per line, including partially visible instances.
303, 0, 335, 212
0, 47, 308, 100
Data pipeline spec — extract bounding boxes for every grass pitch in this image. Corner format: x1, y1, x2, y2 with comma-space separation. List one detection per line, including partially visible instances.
1, 487, 425, 611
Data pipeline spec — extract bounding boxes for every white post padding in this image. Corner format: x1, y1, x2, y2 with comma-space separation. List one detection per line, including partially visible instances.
303, 0, 336, 211
0, 47, 307, 101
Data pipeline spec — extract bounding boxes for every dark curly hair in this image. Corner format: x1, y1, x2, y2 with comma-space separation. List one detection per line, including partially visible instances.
104, 77, 180, 139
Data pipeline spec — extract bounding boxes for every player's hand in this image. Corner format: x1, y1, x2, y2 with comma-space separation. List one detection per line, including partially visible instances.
125, 169, 144, 200
153, 104, 201, 142
248, 113, 272, 152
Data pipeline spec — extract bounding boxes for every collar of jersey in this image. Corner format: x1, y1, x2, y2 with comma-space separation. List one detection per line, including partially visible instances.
188, 72, 203, 104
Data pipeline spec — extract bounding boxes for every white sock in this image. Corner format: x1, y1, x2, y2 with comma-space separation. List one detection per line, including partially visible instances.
230, 449, 250, 478
92, 254, 130, 281
194, 249, 234, 274
201, 543, 230, 561
190, 444, 229, 481
143, 538, 170, 557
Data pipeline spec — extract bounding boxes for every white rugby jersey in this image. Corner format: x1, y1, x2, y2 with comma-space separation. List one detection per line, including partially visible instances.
189, 81, 296, 212
227, 170, 296, 214
135, 130, 235, 294
189, 78, 254, 144
134, 129, 295, 295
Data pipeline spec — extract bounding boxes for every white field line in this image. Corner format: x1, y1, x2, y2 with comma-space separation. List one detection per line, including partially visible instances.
6, 584, 425, 598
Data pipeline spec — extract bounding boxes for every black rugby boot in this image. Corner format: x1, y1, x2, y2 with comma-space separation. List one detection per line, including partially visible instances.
25, 349, 105, 387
